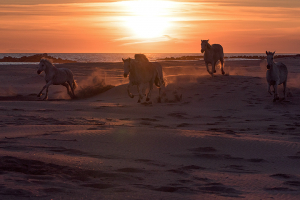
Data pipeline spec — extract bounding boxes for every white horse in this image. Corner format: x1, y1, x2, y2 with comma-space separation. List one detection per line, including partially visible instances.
122, 54, 165, 103
266, 51, 288, 102
37, 58, 77, 100
201, 40, 225, 76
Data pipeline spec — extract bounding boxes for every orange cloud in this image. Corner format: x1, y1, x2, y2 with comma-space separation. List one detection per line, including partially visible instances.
0, 1, 299, 53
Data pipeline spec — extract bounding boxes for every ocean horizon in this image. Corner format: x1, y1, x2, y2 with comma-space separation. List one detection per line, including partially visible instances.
0, 53, 296, 65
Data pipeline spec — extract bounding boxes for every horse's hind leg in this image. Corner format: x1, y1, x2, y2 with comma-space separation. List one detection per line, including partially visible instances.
67, 81, 76, 98
157, 87, 161, 103
127, 83, 134, 98
220, 58, 225, 75
283, 81, 287, 99
137, 85, 143, 103
62, 82, 71, 97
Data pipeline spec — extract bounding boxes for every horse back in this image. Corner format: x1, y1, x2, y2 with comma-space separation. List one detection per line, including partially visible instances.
151, 62, 164, 86
277, 62, 288, 82
52, 68, 74, 84
211, 44, 224, 56
129, 61, 157, 85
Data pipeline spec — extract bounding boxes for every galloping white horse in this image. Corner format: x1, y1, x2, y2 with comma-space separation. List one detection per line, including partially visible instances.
266, 51, 288, 102
37, 58, 77, 100
201, 40, 225, 76
122, 54, 165, 103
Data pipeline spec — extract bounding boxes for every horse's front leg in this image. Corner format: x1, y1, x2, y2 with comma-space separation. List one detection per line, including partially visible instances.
43, 81, 53, 100
146, 81, 154, 102
127, 83, 134, 98
206, 62, 213, 76
267, 83, 272, 95
137, 84, 143, 103
273, 84, 279, 102
205, 62, 211, 75
212, 62, 217, 74
38, 80, 52, 98
37, 86, 45, 97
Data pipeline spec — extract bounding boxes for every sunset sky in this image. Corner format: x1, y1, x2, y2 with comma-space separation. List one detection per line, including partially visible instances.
1, 0, 300, 53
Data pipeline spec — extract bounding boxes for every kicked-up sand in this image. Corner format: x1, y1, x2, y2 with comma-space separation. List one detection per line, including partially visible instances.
0, 57, 300, 199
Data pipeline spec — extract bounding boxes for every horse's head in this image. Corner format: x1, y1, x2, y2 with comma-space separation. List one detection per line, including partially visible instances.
201, 40, 209, 53
37, 59, 47, 74
266, 51, 275, 69
122, 58, 131, 78
37, 58, 53, 74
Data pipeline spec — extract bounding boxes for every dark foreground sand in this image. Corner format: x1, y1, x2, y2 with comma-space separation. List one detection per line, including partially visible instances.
0, 58, 300, 199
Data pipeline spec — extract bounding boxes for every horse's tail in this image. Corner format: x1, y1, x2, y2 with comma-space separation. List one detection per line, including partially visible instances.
154, 64, 165, 88
73, 79, 78, 90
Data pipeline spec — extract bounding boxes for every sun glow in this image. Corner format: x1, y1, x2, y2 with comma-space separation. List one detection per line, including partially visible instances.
122, 0, 174, 39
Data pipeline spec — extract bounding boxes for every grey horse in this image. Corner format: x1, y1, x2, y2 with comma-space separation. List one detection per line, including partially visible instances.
122, 54, 165, 103
266, 51, 288, 102
201, 40, 225, 76
37, 58, 77, 100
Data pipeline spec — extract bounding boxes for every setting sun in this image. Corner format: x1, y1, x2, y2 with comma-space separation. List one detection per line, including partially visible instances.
0, 0, 300, 53
121, 0, 174, 39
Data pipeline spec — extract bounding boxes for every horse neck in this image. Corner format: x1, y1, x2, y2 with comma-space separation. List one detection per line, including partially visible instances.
45, 62, 56, 74
269, 61, 279, 74
207, 43, 212, 49
204, 43, 212, 52
204, 48, 212, 56
129, 60, 137, 76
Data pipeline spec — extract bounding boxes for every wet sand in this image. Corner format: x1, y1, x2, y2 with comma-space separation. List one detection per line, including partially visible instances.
0, 58, 300, 199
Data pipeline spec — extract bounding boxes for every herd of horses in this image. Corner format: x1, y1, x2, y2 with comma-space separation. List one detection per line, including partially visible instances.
36, 40, 288, 102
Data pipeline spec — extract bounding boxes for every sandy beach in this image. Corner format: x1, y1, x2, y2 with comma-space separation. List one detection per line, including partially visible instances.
0, 58, 300, 199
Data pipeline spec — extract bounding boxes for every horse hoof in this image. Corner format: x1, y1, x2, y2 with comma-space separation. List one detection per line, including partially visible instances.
137, 99, 141, 103
273, 97, 279, 102
157, 98, 161, 103
146, 98, 150, 102
37, 94, 42, 97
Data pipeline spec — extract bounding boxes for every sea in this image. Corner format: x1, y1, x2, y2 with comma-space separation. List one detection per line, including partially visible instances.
0, 53, 295, 65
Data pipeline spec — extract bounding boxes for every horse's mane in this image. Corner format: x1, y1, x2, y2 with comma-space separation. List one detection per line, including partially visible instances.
206, 41, 211, 49
202, 40, 211, 50
40, 57, 57, 71
135, 54, 149, 62
41, 57, 54, 65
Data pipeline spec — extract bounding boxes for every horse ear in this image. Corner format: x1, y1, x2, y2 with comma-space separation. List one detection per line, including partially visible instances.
266, 51, 268, 55
273, 51, 276, 55
208, 39, 209, 42
122, 58, 124, 62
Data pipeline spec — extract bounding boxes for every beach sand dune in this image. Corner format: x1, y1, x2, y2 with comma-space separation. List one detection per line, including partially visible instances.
0, 58, 300, 199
